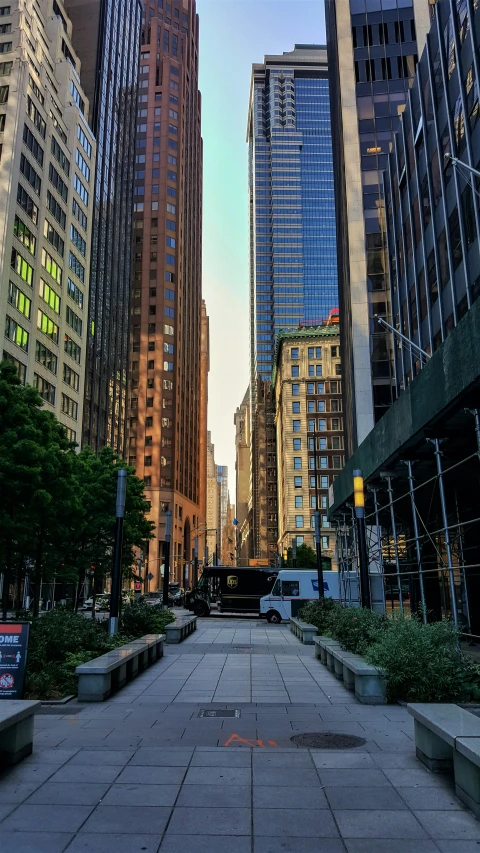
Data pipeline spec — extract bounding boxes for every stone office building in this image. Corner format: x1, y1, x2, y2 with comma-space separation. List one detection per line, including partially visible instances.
0, 0, 95, 442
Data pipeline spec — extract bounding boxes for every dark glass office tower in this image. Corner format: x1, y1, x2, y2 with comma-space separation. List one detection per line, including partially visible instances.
384, 0, 480, 392
63, 0, 142, 454
326, 0, 432, 456
247, 45, 338, 388
247, 45, 337, 562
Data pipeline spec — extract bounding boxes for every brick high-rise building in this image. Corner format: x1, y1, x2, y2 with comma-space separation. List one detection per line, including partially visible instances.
128, 0, 204, 589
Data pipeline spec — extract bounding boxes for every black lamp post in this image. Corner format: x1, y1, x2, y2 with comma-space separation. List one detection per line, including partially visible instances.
109, 468, 127, 636
162, 510, 172, 608
354, 469, 371, 609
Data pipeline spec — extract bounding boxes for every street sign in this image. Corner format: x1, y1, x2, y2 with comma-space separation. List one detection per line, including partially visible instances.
0, 623, 29, 699
147, 572, 154, 581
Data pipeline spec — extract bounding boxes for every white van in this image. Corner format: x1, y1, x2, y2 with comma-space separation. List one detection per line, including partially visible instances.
260, 569, 359, 623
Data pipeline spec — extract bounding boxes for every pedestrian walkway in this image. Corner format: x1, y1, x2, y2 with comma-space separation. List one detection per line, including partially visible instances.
0, 617, 479, 852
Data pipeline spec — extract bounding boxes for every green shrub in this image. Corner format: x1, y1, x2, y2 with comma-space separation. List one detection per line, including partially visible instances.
329, 605, 386, 655
300, 598, 386, 654
119, 602, 175, 638
299, 598, 339, 635
365, 616, 472, 703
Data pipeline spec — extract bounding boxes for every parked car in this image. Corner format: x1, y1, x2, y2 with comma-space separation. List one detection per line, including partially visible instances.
168, 583, 184, 607
143, 592, 163, 608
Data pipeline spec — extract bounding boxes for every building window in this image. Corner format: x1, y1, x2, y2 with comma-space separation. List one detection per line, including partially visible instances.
39, 279, 60, 314
37, 309, 59, 344
295, 496, 303, 509
292, 402, 300, 413
293, 457, 302, 469
318, 419, 326, 431
308, 419, 315, 431
35, 341, 57, 375
291, 365, 299, 377
335, 364, 341, 376
61, 392, 78, 420
307, 402, 315, 413
317, 401, 325, 413
33, 373, 55, 405
295, 515, 304, 529
310, 496, 316, 509
292, 383, 299, 395
291, 347, 299, 359
3, 350, 26, 383
294, 476, 302, 488
292, 419, 300, 432
321, 476, 328, 489
316, 365, 322, 377
333, 456, 342, 469
64, 334, 81, 364
307, 383, 314, 394
11, 248, 33, 285
322, 536, 329, 550
308, 365, 314, 376
293, 438, 301, 450
8, 281, 31, 320
5, 314, 29, 351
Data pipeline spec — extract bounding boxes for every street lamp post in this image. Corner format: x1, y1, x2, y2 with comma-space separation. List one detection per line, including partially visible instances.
354, 469, 371, 609
109, 468, 127, 636
193, 536, 199, 590
292, 537, 297, 569
312, 429, 324, 598
162, 510, 172, 609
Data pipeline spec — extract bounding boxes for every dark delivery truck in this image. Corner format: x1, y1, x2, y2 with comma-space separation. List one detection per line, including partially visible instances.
186, 567, 278, 616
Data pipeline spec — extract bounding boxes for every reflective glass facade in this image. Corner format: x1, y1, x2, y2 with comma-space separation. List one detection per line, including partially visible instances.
326, 0, 431, 454
64, 0, 142, 455
248, 46, 337, 388
384, 0, 480, 391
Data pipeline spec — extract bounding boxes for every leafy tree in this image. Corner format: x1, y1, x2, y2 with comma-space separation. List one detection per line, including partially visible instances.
0, 361, 154, 617
66, 447, 154, 611
0, 362, 78, 615
285, 543, 317, 569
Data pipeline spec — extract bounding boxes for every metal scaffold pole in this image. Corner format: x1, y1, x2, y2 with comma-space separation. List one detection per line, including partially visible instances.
403, 460, 427, 624
429, 439, 458, 626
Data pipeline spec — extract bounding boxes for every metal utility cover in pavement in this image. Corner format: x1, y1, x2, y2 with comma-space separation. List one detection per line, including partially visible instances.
198, 709, 241, 718
291, 733, 366, 749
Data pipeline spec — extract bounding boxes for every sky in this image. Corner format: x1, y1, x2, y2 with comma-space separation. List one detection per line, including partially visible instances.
197, 0, 327, 503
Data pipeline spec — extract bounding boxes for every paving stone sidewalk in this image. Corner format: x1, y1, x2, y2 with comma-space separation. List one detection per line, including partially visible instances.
0, 617, 478, 852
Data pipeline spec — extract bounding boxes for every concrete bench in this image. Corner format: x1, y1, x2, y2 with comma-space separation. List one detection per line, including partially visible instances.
332, 648, 386, 703
76, 633, 165, 701
313, 636, 339, 664
408, 703, 480, 817
0, 700, 41, 767
289, 617, 318, 645
165, 615, 197, 644
313, 637, 386, 704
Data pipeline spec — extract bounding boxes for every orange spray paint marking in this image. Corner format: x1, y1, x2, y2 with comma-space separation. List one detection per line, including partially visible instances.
223, 733, 280, 748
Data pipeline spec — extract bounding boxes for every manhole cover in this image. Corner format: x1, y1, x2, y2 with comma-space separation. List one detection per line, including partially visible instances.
198, 709, 241, 718
290, 733, 366, 749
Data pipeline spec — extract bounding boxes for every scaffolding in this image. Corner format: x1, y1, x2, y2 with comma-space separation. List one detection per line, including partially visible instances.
332, 410, 480, 636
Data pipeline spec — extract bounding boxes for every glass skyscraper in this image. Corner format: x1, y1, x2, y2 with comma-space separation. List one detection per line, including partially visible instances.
248, 45, 338, 387
63, 0, 142, 455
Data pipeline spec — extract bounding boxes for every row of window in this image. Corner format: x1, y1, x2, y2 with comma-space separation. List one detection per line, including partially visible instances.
291, 364, 341, 378
291, 436, 343, 450
291, 381, 340, 395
